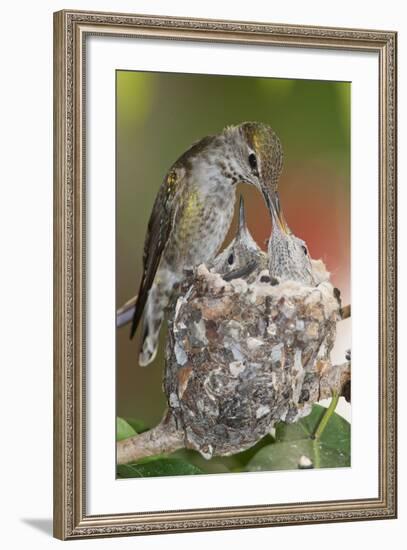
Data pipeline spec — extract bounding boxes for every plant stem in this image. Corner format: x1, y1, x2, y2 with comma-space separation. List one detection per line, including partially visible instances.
117, 410, 185, 465
313, 392, 340, 440
312, 439, 321, 469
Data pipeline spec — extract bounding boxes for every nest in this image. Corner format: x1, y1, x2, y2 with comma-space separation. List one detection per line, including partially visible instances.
164, 264, 341, 459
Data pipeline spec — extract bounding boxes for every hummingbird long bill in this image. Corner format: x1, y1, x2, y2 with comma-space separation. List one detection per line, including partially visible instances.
130, 121, 284, 366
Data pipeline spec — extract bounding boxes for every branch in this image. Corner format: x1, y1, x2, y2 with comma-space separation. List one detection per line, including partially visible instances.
317, 360, 351, 402
340, 304, 351, 320
117, 410, 184, 465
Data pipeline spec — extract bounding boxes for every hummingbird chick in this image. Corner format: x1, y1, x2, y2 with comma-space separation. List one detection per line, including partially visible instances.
130, 122, 283, 366
209, 195, 267, 282
267, 192, 329, 286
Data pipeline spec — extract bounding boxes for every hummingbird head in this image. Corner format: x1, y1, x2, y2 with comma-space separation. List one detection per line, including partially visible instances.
267, 193, 317, 286
224, 121, 284, 221
232, 121, 283, 193
209, 195, 266, 279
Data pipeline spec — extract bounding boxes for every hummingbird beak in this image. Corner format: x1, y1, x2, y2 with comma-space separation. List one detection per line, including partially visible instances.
263, 189, 290, 235
237, 195, 246, 236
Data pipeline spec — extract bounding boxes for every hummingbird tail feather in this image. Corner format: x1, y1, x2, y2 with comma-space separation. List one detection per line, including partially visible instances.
138, 283, 168, 367
139, 332, 160, 366
130, 282, 149, 340
138, 313, 163, 367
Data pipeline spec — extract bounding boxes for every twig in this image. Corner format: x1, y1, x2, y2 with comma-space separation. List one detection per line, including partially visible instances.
117, 410, 184, 465
340, 304, 351, 320
318, 360, 351, 402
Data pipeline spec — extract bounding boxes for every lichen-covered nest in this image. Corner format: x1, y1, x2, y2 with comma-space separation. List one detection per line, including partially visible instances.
164, 264, 341, 459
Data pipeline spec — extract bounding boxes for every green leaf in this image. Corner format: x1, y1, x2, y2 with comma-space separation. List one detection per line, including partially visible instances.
116, 417, 137, 441
246, 438, 349, 471
275, 404, 350, 456
231, 434, 276, 469
247, 404, 350, 472
123, 417, 149, 434
171, 449, 231, 474
117, 458, 204, 478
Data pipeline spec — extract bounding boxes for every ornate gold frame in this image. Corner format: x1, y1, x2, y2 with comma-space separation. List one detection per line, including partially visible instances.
53, 9, 397, 540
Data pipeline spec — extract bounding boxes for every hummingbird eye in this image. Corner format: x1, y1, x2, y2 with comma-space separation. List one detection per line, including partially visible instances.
228, 253, 234, 265
248, 153, 258, 174
301, 245, 308, 256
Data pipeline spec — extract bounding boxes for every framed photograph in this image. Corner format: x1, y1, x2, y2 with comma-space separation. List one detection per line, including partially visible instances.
53, 9, 397, 540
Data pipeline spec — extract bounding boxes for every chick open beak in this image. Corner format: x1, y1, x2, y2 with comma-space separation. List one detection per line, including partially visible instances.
263, 190, 290, 235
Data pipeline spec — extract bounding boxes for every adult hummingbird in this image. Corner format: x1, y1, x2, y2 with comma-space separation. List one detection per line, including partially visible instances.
130, 122, 283, 366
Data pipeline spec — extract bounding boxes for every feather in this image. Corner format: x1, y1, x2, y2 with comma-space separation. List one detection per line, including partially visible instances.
129, 172, 178, 339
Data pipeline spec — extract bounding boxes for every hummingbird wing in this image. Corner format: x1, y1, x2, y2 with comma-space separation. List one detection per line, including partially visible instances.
129, 133, 217, 340
129, 168, 181, 340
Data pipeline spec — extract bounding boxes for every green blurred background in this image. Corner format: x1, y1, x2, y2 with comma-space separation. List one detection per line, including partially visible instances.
116, 70, 350, 428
